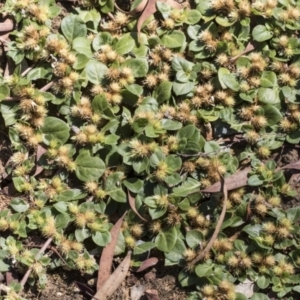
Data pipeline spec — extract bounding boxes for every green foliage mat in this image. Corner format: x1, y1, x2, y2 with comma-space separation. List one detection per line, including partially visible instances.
1, 0, 300, 299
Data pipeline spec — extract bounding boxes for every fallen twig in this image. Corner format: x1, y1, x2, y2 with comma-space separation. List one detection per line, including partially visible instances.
94, 250, 132, 300
187, 175, 228, 267
20, 237, 53, 288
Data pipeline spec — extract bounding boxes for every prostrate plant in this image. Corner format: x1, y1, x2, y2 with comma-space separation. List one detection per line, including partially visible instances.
0, 0, 300, 299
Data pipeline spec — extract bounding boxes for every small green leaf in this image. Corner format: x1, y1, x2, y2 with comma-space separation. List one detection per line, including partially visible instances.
86, 60, 108, 84
75, 150, 105, 182
122, 58, 149, 77
123, 178, 143, 193
161, 30, 186, 48
92, 231, 111, 246
10, 198, 29, 212
114, 33, 135, 55
56, 190, 87, 202
133, 242, 156, 255
61, 15, 87, 42
155, 227, 177, 252
0, 260, 10, 272
173, 81, 194, 95
173, 178, 200, 197
195, 263, 213, 277
252, 25, 273, 42
218, 68, 239, 91
108, 188, 127, 203
42, 117, 70, 144
186, 230, 203, 248
248, 175, 263, 186
153, 81, 172, 103
72, 37, 93, 58
0, 85, 10, 101
263, 105, 282, 125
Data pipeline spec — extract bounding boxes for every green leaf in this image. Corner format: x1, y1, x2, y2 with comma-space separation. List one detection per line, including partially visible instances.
178, 270, 198, 287
92, 95, 115, 118
173, 178, 200, 197
92, 231, 111, 246
114, 33, 135, 55
252, 25, 273, 42
56, 189, 87, 202
155, 227, 177, 252
85, 60, 108, 84
123, 178, 143, 193
72, 37, 93, 58
195, 263, 213, 277
0, 260, 10, 272
260, 71, 278, 88
218, 68, 239, 91
258, 88, 280, 104
153, 81, 172, 103
257, 275, 270, 289
166, 155, 182, 171
173, 81, 194, 95
0, 103, 18, 126
75, 150, 105, 182
149, 206, 167, 219
55, 213, 70, 229
122, 58, 148, 77
26, 67, 52, 80
263, 105, 282, 125
250, 293, 270, 300
161, 119, 182, 130
186, 10, 202, 25
0, 85, 10, 101
243, 224, 262, 237
75, 228, 90, 242
10, 198, 29, 212
93, 32, 112, 51
161, 30, 186, 48
42, 117, 70, 144
186, 230, 203, 248
61, 15, 87, 43
248, 175, 263, 186
108, 188, 127, 203
134, 242, 156, 255
73, 54, 89, 70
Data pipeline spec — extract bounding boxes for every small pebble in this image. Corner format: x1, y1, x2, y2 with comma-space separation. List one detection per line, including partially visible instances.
87, 278, 97, 286
56, 292, 63, 297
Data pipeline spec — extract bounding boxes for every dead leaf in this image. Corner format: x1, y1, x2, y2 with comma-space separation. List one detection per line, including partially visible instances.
137, 0, 182, 37
235, 279, 255, 298
280, 160, 300, 170
136, 257, 159, 272
33, 145, 47, 177
201, 167, 251, 193
131, 283, 145, 300
231, 41, 255, 61
128, 190, 147, 222
97, 211, 127, 291
145, 289, 159, 300
0, 17, 14, 33
94, 251, 132, 300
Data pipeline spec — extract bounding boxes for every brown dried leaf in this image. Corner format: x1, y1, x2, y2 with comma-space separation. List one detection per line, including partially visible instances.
33, 145, 47, 177
145, 289, 159, 300
0, 17, 14, 33
201, 167, 251, 193
280, 160, 300, 170
94, 251, 132, 300
128, 190, 147, 222
136, 257, 159, 272
97, 211, 127, 291
231, 41, 255, 61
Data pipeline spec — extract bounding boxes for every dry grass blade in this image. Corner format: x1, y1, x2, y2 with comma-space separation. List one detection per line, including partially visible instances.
136, 257, 159, 272
188, 176, 228, 267
97, 211, 127, 291
94, 251, 132, 300
33, 145, 47, 176
201, 167, 251, 193
0, 17, 14, 32
280, 160, 300, 170
128, 190, 147, 222
230, 41, 255, 61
